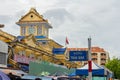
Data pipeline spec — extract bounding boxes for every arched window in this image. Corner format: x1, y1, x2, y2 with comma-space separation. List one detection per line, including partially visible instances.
21, 27, 26, 35
28, 25, 35, 34
38, 26, 42, 35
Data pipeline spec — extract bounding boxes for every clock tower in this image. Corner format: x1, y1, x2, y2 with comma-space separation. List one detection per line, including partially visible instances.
16, 8, 52, 41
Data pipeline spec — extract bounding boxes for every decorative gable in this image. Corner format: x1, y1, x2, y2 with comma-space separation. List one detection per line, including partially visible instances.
20, 12, 43, 22
22, 34, 37, 47
18, 8, 47, 22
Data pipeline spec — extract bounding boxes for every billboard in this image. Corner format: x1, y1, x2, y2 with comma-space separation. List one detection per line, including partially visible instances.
14, 54, 35, 64
69, 51, 88, 61
52, 48, 66, 54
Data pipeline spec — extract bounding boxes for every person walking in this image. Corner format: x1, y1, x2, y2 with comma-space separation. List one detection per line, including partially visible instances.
35, 77, 42, 80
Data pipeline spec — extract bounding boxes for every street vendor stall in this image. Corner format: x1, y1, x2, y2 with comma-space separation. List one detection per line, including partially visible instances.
0, 70, 10, 80
0, 68, 27, 77
76, 61, 113, 80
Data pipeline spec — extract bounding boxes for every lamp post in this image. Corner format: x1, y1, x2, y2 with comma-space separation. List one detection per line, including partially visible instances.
88, 37, 92, 80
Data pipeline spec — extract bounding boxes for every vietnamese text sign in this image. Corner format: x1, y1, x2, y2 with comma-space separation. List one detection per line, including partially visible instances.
14, 54, 35, 64
69, 51, 88, 61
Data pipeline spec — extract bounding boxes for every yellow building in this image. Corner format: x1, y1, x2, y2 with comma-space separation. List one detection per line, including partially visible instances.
16, 8, 62, 50
0, 8, 79, 69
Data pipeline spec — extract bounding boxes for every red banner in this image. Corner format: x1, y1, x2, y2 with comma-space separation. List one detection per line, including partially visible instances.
88, 60, 92, 72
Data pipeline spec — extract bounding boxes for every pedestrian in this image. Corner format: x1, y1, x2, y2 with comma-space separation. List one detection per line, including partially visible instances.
52, 78, 54, 80
8, 72, 16, 80
35, 77, 42, 80
16, 77, 21, 80
0, 76, 2, 80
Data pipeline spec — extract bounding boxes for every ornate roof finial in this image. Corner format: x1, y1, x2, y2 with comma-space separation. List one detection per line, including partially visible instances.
30, 7, 37, 12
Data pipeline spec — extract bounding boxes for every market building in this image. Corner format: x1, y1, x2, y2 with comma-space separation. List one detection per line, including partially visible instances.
0, 7, 113, 80
0, 8, 110, 76
0, 8, 79, 72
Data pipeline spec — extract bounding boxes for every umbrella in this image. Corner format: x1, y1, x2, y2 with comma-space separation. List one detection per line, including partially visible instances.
0, 69, 27, 76
22, 75, 38, 79
22, 75, 53, 80
51, 71, 67, 76
0, 71, 10, 80
68, 72, 76, 76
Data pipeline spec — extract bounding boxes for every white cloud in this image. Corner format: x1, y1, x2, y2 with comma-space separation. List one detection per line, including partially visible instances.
0, 0, 120, 58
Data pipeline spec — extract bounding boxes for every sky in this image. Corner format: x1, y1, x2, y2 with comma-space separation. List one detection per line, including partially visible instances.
0, 0, 120, 58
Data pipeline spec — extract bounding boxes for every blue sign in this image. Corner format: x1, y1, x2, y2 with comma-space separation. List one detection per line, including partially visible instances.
69, 51, 88, 61
52, 48, 66, 54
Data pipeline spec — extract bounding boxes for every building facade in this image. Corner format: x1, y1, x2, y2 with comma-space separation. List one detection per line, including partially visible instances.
0, 8, 79, 69
0, 8, 110, 71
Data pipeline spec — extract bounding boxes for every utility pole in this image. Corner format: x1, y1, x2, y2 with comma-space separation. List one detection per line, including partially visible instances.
88, 37, 92, 80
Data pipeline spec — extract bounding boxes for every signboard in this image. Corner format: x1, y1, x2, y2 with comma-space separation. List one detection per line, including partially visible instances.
14, 54, 35, 64
52, 48, 66, 54
69, 51, 88, 61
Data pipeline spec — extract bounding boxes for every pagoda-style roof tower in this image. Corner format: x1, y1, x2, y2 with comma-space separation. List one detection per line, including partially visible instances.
16, 8, 52, 40
16, 8, 62, 49
0, 8, 79, 69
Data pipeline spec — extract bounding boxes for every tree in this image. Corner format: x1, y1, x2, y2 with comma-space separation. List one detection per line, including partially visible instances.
105, 57, 120, 79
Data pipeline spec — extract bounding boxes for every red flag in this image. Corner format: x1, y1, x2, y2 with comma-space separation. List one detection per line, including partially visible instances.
66, 37, 69, 45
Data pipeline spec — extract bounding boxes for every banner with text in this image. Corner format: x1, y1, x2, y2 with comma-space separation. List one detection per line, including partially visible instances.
69, 51, 88, 61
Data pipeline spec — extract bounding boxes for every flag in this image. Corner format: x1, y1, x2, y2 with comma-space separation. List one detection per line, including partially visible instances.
65, 37, 69, 45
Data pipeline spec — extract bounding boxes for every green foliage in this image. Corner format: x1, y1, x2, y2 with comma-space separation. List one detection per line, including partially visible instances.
105, 57, 120, 79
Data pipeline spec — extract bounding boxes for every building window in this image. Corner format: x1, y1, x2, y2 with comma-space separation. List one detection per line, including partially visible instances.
40, 41, 48, 45
44, 29, 47, 36
101, 63, 105, 65
92, 58, 97, 60
37, 57, 41, 61
31, 15, 33, 18
38, 26, 42, 35
30, 53, 34, 58
28, 25, 35, 34
42, 42, 46, 45
0, 53, 6, 65
19, 51, 25, 56
101, 58, 106, 61
92, 53, 97, 56
22, 27, 26, 35
101, 53, 106, 56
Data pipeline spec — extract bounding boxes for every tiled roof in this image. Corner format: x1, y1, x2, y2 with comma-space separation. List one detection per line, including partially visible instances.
67, 47, 105, 52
